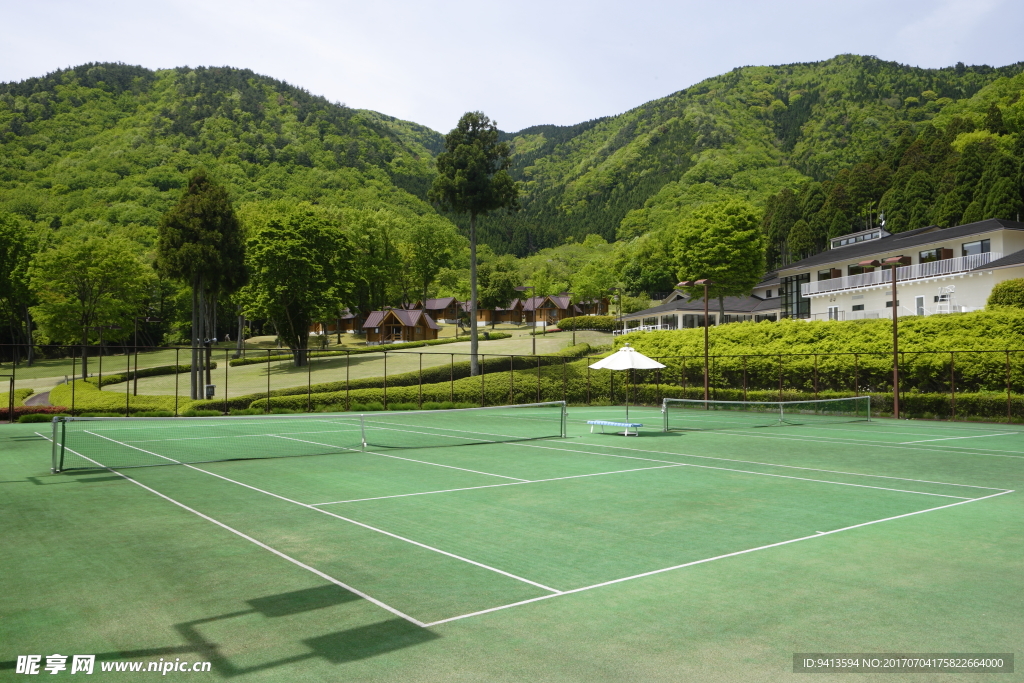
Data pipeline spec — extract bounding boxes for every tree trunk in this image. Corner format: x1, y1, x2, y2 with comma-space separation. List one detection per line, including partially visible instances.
469, 213, 479, 376
81, 328, 89, 380
24, 307, 34, 366
718, 295, 725, 323
234, 307, 244, 359
206, 294, 215, 386
191, 277, 200, 400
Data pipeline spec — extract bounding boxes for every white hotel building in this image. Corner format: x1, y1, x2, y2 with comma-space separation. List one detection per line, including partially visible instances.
777, 218, 1024, 321
620, 218, 1024, 331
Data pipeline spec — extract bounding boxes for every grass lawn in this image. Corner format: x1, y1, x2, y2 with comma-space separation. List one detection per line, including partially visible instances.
3, 406, 1021, 680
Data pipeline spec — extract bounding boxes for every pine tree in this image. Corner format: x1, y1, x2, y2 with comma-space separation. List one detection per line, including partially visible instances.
985, 103, 1008, 135
984, 177, 1023, 220
787, 219, 815, 262
156, 168, 246, 399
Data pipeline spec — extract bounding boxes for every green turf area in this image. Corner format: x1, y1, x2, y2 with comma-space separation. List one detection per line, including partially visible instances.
3, 405, 1022, 681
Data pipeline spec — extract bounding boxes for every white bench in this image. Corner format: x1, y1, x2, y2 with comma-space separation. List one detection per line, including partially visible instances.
587, 420, 643, 436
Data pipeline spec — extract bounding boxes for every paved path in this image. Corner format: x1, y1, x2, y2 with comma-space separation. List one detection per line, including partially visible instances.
24, 391, 51, 407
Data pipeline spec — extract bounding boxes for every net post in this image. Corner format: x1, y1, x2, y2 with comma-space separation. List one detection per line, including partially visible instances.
662, 398, 668, 432
51, 416, 60, 473
866, 395, 871, 421
561, 401, 567, 438
360, 414, 366, 450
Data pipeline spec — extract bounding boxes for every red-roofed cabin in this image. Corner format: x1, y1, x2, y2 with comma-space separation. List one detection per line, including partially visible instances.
363, 309, 439, 344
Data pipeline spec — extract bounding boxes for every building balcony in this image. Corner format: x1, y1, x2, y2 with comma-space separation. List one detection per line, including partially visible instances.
800, 252, 1002, 297
809, 305, 985, 321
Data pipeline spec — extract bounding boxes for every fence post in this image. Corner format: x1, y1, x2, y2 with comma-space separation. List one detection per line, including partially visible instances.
778, 355, 783, 401
536, 356, 541, 403
173, 347, 178, 416
481, 354, 486, 407
224, 349, 229, 415
1007, 349, 1012, 422
854, 353, 859, 395
346, 351, 350, 409
814, 354, 818, 399
383, 350, 387, 409
419, 354, 423, 408
510, 355, 514, 404
72, 346, 77, 416
655, 359, 660, 399
307, 347, 312, 413
266, 350, 271, 414
587, 364, 591, 405
125, 352, 131, 417
950, 351, 955, 421
562, 357, 567, 403
450, 354, 454, 403
743, 355, 748, 402
682, 356, 686, 392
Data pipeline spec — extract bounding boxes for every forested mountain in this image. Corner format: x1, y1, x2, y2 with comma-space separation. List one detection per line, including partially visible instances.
482, 55, 1024, 256
4, 54, 1024, 339
0, 62, 441, 248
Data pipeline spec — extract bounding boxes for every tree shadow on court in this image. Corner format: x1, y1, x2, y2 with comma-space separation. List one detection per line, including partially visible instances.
0, 584, 438, 677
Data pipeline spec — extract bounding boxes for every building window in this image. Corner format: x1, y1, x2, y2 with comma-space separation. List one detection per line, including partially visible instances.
962, 239, 990, 257
885, 300, 900, 308
848, 264, 873, 276
920, 248, 941, 263
765, 290, 772, 298
916, 296, 925, 316
827, 306, 840, 320
852, 304, 864, 311
817, 269, 832, 281
780, 273, 810, 319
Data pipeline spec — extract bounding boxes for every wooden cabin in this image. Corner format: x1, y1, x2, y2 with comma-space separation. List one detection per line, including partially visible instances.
417, 297, 461, 323
475, 298, 524, 324
524, 295, 579, 326
576, 297, 610, 316
363, 309, 439, 344
309, 309, 365, 336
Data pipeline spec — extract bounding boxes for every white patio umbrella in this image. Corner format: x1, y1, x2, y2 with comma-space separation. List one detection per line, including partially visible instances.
589, 344, 666, 420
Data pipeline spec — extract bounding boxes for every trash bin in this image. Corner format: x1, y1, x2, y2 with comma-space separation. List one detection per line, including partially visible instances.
205, 384, 216, 399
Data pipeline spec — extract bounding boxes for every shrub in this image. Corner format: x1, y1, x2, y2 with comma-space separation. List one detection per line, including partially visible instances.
988, 278, 1024, 309
227, 333, 511, 367
0, 388, 35, 407
557, 315, 620, 332
19, 413, 69, 423
133, 411, 175, 417
49, 380, 190, 415
1, 405, 72, 421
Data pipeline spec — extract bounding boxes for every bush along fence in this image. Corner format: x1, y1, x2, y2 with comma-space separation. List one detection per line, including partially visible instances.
11, 343, 1024, 422
228, 334, 510, 367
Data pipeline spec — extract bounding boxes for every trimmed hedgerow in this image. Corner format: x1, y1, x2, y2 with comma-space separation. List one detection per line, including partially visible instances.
0, 387, 34, 408
190, 343, 594, 412
49, 380, 192, 415
557, 315, 619, 332
85, 362, 216, 388
227, 333, 511, 367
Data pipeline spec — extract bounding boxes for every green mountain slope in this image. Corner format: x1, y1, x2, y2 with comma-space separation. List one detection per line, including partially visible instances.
481, 55, 1024, 254
0, 62, 440, 246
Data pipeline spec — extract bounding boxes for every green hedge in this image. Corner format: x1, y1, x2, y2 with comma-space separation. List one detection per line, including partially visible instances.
85, 362, 216, 388
49, 380, 193, 415
192, 343, 594, 412
0, 388, 34, 407
557, 315, 619, 332
227, 333, 511, 367
619, 311, 1024, 394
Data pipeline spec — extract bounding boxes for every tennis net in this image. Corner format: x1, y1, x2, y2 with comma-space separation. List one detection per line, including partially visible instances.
662, 396, 871, 431
51, 401, 567, 472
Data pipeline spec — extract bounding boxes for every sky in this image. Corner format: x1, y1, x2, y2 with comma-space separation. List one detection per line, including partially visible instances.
2, 0, 1023, 133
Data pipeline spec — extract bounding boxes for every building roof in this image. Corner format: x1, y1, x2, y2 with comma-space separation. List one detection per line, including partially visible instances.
625, 295, 780, 320
363, 309, 439, 330
779, 219, 1024, 273
975, 249, 1024, 270
422, 297, 458, 310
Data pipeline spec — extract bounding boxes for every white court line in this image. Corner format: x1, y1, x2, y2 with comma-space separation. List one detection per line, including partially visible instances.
309, 464, 689, 505
539, 440, 1008, 491
82, 430, 560, 594
420, 488, 1015, 628
270, 434, 529, 482
509, 442, 972, 499
36, 433, 427, 628
901, 433, 1017, 444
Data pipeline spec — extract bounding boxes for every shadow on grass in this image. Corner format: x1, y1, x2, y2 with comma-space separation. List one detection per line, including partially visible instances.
0, 584, 439, 677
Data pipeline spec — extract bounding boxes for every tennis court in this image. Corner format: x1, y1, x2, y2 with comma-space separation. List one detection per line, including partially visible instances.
3, 400, 1022, 680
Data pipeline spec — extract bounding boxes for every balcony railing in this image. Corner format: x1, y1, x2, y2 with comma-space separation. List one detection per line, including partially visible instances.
801, 252, 1002, 297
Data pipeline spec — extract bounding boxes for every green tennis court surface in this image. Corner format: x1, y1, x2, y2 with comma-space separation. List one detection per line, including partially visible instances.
3, 405, 1022, 681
